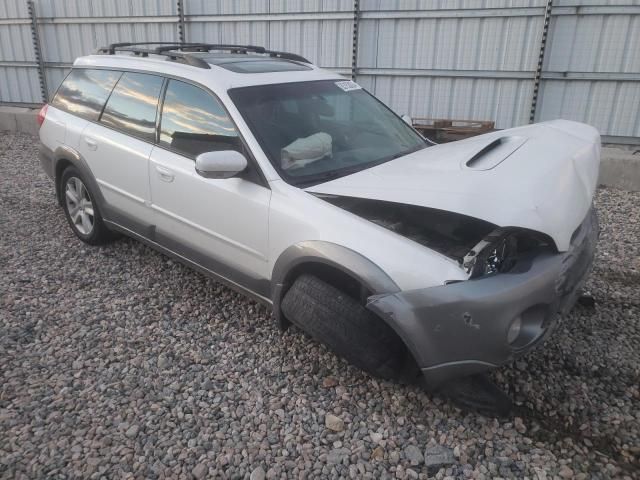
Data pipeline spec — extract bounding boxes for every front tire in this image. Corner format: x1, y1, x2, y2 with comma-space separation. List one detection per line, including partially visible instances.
281, 274, 413, 380
60, 166, 113, 245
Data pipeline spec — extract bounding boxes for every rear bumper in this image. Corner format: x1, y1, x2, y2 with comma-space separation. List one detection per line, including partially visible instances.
367, 208, 598, 386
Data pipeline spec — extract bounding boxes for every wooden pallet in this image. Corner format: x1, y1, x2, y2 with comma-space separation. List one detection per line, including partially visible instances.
412, 118, 495, 143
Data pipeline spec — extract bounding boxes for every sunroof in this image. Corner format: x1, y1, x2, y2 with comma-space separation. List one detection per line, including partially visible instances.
217, 59, 312, 73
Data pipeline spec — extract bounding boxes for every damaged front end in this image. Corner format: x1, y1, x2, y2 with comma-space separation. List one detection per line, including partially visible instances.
316, 194, 556, 279
366, 208, 599, 386
314, 194, 598, 386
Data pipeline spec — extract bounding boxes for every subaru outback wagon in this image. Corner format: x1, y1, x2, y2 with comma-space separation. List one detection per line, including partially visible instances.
39, 43, 599, 388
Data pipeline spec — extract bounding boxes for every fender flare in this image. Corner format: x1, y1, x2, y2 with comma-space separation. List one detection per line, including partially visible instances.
271, 240, 400, 329
52, 145, 108, 216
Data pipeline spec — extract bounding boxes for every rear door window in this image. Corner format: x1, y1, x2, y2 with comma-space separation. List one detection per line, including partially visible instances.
159, 79, 241, 158
99, 72, 164, 142
51, 69, 121, 121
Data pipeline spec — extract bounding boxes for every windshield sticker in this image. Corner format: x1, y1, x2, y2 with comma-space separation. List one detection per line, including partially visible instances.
335, 80, 362, 92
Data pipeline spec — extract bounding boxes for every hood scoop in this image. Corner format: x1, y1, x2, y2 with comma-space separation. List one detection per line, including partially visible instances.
464, 136, 527, 170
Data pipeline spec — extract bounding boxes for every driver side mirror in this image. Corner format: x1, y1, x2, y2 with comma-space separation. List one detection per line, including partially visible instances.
195, 150, 248, 179
401, 114, 413, 126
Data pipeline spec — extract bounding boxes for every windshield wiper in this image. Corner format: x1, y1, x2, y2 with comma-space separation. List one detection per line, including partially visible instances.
389, 144, 424, 160
295, 169, 353, 187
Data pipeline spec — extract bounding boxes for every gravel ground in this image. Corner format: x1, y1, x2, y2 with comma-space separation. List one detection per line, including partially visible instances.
1, 131, 638, 479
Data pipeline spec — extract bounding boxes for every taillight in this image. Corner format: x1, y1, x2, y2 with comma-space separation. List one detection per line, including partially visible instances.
37, 104, 48, 127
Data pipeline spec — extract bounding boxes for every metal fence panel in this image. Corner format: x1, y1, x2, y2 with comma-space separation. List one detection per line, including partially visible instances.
0, 0, 29, 18
184, 0, 354, 70
0, 2, 39, 103
535, 3, 640, 138
538, 79, 640, 138
36, 0, 177, 17
357, 4, 545, 128
0, 65, 41, 103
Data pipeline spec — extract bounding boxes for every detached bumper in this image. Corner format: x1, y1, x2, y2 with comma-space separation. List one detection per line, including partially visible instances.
367, 209, 598, 386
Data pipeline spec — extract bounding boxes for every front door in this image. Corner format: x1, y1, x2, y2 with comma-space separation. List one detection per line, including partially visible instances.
148, 79, 271, 297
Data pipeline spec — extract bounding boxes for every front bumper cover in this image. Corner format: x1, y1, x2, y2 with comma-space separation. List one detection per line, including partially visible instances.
367, 208, 598, 386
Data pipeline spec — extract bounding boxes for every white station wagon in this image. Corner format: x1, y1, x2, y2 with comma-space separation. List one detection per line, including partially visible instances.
38, 43, 599, 393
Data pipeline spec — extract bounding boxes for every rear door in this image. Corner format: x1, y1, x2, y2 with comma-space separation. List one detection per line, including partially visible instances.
149, 79, 271, 296
78, 71, 164, 234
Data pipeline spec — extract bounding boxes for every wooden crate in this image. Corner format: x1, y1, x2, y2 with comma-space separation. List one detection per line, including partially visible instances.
412, 118, 495, 143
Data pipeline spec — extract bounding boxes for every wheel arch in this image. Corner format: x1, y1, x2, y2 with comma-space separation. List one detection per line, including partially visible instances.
271, 241, 400, 329
53, 146, 107, 213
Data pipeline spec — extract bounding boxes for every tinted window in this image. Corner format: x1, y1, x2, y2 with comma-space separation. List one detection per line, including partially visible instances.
159, 80, 240, 158
52, 69, 121, 121
100, 72, 164, 141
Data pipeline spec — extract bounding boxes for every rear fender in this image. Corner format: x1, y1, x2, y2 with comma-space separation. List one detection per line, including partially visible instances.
52, 144, 107, 215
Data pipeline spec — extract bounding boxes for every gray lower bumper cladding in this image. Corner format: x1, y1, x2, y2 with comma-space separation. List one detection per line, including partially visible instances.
39, 143, 55, 180
367, 209, 599, 386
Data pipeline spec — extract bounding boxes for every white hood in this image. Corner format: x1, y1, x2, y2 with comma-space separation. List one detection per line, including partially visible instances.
308, 120, 600, 251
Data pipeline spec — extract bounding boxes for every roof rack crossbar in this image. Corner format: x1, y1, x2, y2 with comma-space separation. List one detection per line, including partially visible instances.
97, 42, 311, 68
153, 43, 310, 63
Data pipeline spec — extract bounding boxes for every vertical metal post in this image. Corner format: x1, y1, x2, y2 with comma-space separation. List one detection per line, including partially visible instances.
27, 0, 48, 103
529, 0, 553, 123
351, 0, 360, 81
177, 0, 186, 43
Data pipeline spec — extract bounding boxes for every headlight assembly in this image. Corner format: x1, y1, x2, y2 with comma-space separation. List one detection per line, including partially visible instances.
462, 229, 555, 278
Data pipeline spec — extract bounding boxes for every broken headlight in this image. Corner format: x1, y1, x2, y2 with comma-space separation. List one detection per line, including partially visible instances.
462, 229, 554, 278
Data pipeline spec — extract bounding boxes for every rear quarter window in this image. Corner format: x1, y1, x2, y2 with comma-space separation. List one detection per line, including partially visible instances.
51, 69, 121, 121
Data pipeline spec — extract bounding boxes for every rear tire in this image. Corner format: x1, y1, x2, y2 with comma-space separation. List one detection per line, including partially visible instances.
281, 274, 412, 380
60, 166, 113, 245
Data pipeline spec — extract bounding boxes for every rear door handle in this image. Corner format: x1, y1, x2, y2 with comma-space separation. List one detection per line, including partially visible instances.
83, 137, 98, 151
155, 165, 175, 183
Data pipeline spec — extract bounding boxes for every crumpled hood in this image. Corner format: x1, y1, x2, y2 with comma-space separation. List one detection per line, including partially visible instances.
307, 120, 600, 251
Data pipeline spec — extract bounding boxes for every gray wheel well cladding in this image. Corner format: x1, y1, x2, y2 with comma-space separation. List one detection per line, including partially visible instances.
271, 240, 401, 328
53, 146, 107, 214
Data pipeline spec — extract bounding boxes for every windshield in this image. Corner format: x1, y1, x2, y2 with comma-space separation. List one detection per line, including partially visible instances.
228, 80, 428, 186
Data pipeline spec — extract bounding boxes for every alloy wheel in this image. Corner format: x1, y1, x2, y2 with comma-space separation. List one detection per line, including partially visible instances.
64, 176, 95, 235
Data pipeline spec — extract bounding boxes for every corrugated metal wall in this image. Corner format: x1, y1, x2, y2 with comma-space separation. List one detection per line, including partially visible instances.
184, 0, 354, 73
356, 0, 548, 130
0, 1, 41, 103
0, 0, 639, 141
538, 0, 640, 138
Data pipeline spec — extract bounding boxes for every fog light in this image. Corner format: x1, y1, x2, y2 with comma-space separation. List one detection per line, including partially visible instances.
508, 305, 550, 350
507, 316, 522, 344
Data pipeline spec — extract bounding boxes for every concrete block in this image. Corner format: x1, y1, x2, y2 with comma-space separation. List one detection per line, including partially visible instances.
0, 108, 18, 132
599, 147, 640, 191
0, 106, 39, 135
14, 108, 40, 136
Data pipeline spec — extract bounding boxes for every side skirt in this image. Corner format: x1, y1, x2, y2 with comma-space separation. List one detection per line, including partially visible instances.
103, 219, 273, 308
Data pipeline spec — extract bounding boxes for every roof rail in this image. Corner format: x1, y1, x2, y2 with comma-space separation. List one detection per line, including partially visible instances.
96, 42, 211, 69
96, 42, 311, 69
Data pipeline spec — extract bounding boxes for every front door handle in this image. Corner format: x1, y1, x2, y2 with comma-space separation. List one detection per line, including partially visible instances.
155, 165, 175, 183
83, 137, 98, 151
